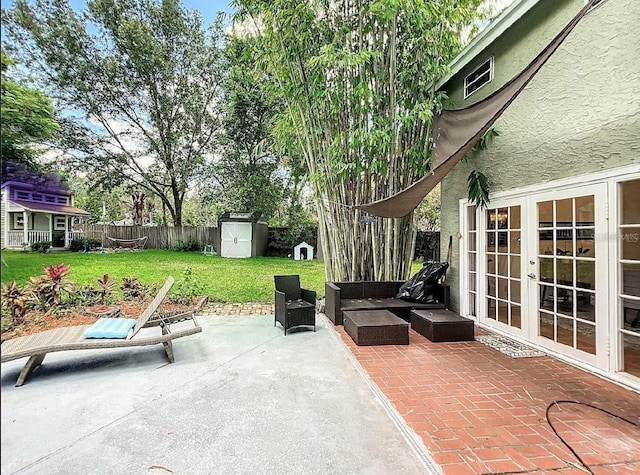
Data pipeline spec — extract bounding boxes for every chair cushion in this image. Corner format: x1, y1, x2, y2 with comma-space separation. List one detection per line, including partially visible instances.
84, 318, 137, 339
286, 299, 315, 310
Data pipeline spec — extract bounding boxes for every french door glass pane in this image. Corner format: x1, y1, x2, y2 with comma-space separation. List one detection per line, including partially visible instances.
497, 277, 508, 300
623, 333, 640, 377
510, 206, 521, 229
621, 179, 640, 224
576, 261, 595, 289
577, 229, 595, 257
487, 209, 496, 229
557, 316, 574, 346
576, 321, 596, 355
539, 312, 554, 339
498, 302, 508, 324
622, 298, 640, 334
539, 201, 553, 227
511, 304, 522, 329
510, 256, 521, 277
577, 292, 596, 322
510, 231, 521, 254
510, 280, 521, 304
575, 195, 595, 225
556, 199, 573, 226
555, 229, 574, 256
488, 298, 496, 319
497, 254, 508, 276
622, 227, 640, 260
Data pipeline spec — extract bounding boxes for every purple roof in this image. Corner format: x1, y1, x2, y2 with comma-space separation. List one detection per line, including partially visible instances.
10, 199, 91, 216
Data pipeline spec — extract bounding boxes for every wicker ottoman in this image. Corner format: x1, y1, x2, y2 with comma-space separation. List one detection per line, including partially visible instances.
410, 309, 475, 342
343, 310, 409, 346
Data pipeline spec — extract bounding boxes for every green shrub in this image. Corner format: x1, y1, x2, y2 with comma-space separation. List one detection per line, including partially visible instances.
266, 226, 317, 257
69, 238, 103, 252
170, 267, 204, 304
30, 241, 52, 253
67, 284, 102, 307
173, 238, 200, 252
120, 276, 156, 301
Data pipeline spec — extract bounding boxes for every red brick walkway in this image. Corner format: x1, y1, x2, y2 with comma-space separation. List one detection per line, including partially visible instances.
202, 302, 274, 315
335, 324, 640, 475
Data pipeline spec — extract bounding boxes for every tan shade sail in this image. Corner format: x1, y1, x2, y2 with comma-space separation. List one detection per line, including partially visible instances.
355, 0, 601, 218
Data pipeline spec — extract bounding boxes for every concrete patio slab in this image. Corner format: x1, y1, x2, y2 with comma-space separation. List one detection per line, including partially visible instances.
1, 315, 436, 475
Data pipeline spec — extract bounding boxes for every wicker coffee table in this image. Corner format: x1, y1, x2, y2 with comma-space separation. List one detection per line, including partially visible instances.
343, 309, 409, 346
410, 309, 475, 342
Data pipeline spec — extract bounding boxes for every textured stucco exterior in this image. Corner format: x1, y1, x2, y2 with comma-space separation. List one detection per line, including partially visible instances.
439, 0, 640, 312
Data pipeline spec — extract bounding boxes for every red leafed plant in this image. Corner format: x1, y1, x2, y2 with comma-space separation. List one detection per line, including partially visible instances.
30, 263, 75, 307
96, 274, 116, 304
1, 280, 35, 326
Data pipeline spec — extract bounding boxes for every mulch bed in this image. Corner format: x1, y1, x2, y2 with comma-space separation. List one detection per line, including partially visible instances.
1, 299, 276, 341
1, 299, 201, 341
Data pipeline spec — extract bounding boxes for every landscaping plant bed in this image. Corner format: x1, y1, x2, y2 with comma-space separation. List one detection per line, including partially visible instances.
1, 299, 202, 341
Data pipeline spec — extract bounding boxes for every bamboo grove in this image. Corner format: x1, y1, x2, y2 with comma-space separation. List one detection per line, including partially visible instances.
233, 0, 486, 281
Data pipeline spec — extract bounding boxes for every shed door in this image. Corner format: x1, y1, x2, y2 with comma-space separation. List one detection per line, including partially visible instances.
221, 222, 252, 258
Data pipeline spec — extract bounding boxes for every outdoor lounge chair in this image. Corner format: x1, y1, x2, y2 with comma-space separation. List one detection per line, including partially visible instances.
274, 275, 316, 335
1, 276, 202, 386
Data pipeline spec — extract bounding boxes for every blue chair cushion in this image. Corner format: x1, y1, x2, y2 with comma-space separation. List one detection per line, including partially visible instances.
84, 318, 137, 339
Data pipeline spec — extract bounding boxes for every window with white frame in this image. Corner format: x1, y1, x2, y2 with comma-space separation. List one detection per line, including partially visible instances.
54, 216, 67, 230
464, 57, 494, 99
14, 214, 25, 229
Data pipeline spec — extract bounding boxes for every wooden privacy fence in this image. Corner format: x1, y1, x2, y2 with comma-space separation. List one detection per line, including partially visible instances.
83, 225, 218, 250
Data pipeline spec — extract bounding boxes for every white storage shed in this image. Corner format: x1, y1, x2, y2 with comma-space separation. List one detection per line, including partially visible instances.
218, 212, 268, 258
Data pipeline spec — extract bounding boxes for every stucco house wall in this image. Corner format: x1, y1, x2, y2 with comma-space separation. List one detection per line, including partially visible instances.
440, 0, 640, 312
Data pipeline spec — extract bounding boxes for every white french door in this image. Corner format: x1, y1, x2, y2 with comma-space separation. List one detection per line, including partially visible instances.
527, 185, 608, 370
476, 199, 527, 339
461, 166, 640, 384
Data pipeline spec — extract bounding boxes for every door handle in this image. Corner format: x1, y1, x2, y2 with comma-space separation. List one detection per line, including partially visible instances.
527, 273, 536, 279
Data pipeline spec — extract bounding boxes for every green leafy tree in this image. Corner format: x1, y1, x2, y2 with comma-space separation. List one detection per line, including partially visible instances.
415, 185, 441, 232
0, 50, 59, 170
200, 35, 285, 220
70, 177, 128, 224
233, 0, 487, 280
2, 0, 227, 225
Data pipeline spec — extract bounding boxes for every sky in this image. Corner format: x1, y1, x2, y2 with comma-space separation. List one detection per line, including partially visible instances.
1, 0, 235, 26
2, 0, 516, 31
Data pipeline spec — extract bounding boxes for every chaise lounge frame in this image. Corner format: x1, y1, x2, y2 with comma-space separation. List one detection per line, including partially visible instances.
1, 276, 202, 386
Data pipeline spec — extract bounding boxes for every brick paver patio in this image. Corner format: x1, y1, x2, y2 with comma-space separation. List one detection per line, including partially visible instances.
335, 325, 640, 475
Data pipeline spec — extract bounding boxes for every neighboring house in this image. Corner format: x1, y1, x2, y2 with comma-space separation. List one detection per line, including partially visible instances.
438, 0, 639, 389
1, 163, 90, 249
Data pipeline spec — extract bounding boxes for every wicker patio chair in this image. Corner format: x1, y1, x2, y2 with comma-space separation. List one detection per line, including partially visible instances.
1, 276, 202, 386
274, 275, 316, 335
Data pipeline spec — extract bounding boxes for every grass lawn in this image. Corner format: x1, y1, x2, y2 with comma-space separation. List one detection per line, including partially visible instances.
1, 250, 426, 303
0, 249, 328, 303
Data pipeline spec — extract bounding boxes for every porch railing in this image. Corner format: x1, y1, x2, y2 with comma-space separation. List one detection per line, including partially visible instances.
6, 231, 86, 248
67, 231, 86, 242
7, 231, 52, 248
